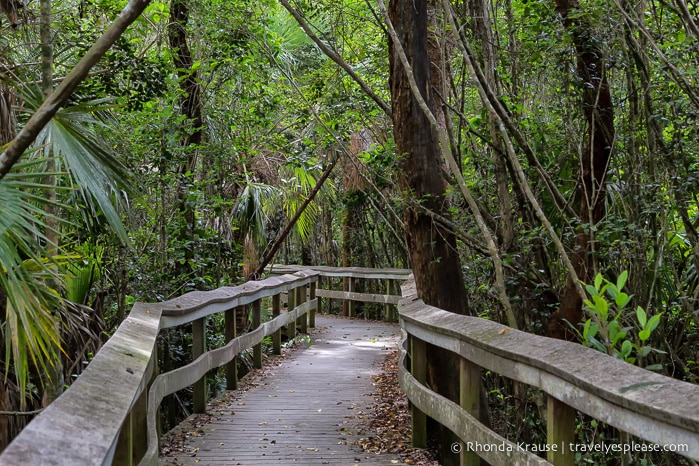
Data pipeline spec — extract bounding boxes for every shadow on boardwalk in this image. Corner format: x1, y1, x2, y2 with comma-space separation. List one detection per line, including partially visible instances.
160, 315, 403, 465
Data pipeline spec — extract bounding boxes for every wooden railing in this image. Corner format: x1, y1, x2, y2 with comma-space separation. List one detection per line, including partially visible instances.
4, 265, 697, 465
267, 264, 412, 319
0, 270, 320, 466
398, 280, 699, 465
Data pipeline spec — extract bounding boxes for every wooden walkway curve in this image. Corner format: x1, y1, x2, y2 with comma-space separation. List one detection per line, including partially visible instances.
160, 315, 403, 465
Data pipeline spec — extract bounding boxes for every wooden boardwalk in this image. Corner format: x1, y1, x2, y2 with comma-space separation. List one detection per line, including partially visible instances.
160, 315, 403, 465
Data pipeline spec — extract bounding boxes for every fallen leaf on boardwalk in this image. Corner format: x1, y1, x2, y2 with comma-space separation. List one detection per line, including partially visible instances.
259, 422, 268, 426
499, 328, 510, 335
317, 409, 322, 413
306, 447, 319, 451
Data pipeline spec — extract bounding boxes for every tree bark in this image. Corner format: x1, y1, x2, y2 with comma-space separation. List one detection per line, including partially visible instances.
388, 1, 469, 463
389, 0, 468, 315
549, 0, 615, 339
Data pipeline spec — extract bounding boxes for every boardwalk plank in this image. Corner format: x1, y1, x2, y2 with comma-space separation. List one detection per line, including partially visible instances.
160, 316, 402, 466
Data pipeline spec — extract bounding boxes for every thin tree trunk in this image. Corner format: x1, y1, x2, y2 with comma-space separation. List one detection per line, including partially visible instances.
168, 0, 202, 281
341, 207, 354, 316
468, 0, 515, 252
548, 0, 615, 339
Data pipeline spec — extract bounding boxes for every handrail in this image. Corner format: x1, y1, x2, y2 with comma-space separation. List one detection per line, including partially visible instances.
398, 280, 699, 464
0, 270, 319, 466
266, 264, 412, 280
267, 264, 410, 319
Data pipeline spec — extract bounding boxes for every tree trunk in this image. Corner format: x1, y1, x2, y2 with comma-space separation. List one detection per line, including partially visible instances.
549, 0, 615, 339
341, 207, 355, 316
388, 1, 469, 463
169, 0, 202, 281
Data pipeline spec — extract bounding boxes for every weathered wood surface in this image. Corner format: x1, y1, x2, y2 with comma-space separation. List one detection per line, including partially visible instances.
398, 346, 551, 466
398, 295, 699, 461
160, 271, 318, 327
0, 302, 162, 466
144, 300, 318, 464
0, 271, 319, 466
266, 264, 412, 280
159, 315, 402, 465
315, 288, 402, 304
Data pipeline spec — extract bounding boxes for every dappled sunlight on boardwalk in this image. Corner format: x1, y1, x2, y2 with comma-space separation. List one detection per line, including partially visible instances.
160, 315, 403, 465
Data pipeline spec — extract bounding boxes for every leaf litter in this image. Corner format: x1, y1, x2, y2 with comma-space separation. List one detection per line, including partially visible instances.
355, 349, 438, 465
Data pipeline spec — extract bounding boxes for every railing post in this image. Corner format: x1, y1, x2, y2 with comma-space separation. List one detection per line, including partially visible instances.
225, 307, 238, 390
326, 275, 332, 314
297, 284, 308, 334
384, 279, 393, 321
288, 287, 297, 340
192, 317, 207, 414
348, 276, 355, 317
272, 294, 282, 355
460, 357, 481, 466
114, 408, 134, 466
547, 395, 575, 466
252, 299, 262, 369
309, 280, 316, 328
410, 335, 427, 448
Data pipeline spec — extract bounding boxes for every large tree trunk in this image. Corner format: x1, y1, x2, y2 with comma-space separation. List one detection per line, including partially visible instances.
388, 1, 469, 463
549, 0, 615, 339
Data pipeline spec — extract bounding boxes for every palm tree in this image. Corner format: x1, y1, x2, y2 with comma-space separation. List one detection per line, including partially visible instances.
0, 83, 134, 425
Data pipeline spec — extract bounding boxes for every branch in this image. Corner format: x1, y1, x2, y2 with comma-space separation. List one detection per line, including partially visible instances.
252, 158, 337, 279
277, 0, 391, 116
0, 408, 44, 416
442, 0, 586, 302
0, 0, 152, 181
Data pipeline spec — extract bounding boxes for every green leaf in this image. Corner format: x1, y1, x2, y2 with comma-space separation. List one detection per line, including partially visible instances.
616, 270, 628, 291
594, 272, 603, 291
582, 319, 598, 343
639, 329, 651, 341
615, 292, 631, 309
585, 284, 597, 297
592, 295, 609, 319
645, 364, 663, 372
646, 313, 662, 332
621, 340, 633, 358
636, 306, 647, 327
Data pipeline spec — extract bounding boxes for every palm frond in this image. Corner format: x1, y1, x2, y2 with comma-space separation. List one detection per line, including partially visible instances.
0, 179, 63, 408
18, 86, 134, 244
232, 181, 281, 242
283, 191, 319, 242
